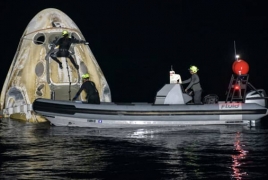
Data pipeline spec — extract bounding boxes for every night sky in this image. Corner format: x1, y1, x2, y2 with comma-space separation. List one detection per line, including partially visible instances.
1, 0, 268, 102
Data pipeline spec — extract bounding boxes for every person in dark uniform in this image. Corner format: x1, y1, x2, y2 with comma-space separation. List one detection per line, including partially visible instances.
72, 73, 100, 104
179, 65, 202, 104
50, 30, 88, 70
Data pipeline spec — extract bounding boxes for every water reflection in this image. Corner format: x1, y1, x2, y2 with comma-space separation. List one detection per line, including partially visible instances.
231, 132, 248, 179
127, 129, 156, 139
0, 118, 108, 179
1, 118, 268, 179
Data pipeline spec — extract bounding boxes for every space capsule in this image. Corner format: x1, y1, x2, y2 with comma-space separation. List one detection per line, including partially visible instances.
0, 8, 111, 122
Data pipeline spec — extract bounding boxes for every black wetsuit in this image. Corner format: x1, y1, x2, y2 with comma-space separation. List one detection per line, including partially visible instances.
181, 73, 202, 104
50, 36, 85, 69
73, 81, 100, 104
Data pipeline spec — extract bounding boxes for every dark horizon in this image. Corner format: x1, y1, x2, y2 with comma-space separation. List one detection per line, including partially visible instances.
1, 1, 268, 102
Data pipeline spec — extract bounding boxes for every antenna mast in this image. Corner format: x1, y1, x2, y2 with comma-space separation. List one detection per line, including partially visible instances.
234, 40, 239, 61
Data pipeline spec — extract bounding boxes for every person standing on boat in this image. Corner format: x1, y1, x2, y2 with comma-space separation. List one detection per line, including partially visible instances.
178, 65, 202, 104
50, 30, 88, 70
72, 73, 100, 104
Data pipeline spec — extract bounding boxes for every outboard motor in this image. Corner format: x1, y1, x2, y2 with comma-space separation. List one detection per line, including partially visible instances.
245, 89, 267, 107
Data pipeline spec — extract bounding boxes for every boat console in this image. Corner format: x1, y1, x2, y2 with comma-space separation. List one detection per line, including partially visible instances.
154, 84, 192, 104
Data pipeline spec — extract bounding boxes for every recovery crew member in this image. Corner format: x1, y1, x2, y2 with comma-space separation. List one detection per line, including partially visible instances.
179, 65, 202, 104
50, 30, 88, 70
72, 73, 100, 104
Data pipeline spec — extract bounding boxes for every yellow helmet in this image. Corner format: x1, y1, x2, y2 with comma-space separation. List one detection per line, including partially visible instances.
62, 30, 69, 36
189, 65, 199, 73
82, 73, 90, 79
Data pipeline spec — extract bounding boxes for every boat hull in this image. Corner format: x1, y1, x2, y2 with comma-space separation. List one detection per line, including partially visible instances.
33, 98, 268, 128
46, 116, 252, 128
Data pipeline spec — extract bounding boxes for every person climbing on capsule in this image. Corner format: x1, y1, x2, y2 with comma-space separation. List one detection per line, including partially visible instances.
72, 73, 100, 104
178, 65, 202, 104
50, 30, 89, 70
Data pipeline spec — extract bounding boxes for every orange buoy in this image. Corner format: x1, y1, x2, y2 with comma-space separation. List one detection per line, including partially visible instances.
232, 59, 249, 75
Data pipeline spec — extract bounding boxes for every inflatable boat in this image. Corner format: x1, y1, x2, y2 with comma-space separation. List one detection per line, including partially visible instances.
32, 82, 268, 128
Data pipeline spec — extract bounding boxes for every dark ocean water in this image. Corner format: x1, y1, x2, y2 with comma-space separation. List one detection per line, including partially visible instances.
1, 117, 268, 180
